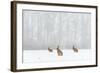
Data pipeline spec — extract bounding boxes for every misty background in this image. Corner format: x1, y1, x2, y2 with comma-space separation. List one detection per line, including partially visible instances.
22, 10, 91, 50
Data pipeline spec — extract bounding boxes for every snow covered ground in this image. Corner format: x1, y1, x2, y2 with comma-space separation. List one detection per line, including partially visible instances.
23, 49, 94, 63
16, 49, 95, 69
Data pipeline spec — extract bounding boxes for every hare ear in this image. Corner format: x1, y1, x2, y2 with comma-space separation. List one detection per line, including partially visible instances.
73, 45, 74, 48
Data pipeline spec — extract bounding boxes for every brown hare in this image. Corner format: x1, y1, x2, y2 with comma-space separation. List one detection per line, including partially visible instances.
57, 46, 63, 56
73, 45, 78, 53
48, 47, 53, 52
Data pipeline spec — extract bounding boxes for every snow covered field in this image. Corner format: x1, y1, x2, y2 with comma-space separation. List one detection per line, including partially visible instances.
16, 49, 95, 69
23, 49, 94, 63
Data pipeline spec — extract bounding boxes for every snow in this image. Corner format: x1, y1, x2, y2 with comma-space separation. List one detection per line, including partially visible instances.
23, 49, 93, 63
